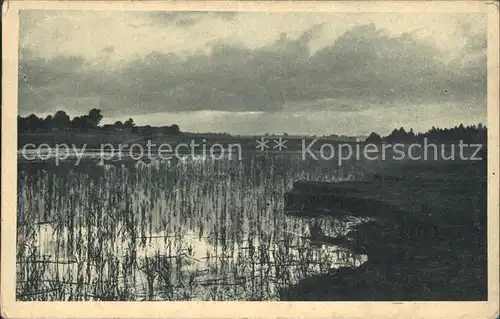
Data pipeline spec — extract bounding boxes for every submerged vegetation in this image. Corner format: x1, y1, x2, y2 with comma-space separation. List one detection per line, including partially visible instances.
17, 154, 367, 301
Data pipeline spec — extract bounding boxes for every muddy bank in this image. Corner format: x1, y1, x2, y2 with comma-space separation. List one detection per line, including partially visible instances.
280, 160, 487, 301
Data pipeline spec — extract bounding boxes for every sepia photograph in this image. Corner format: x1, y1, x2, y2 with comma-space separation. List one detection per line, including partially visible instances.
1, 1, 499, 318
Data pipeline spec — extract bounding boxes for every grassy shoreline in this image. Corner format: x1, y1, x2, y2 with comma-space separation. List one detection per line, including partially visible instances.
280, 160, 487, 300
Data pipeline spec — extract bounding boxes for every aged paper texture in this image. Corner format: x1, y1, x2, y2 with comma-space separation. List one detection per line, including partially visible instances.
2, 1, 499, 318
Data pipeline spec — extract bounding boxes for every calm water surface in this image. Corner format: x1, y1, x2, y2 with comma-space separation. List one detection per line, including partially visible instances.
17, 155, 367, 300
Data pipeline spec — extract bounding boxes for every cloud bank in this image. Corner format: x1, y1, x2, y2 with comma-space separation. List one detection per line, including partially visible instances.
18, 11, 487, 135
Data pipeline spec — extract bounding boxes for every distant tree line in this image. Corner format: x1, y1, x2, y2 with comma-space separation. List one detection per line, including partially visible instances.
189, 132, 232, 137
136, 124, 180, 137
102, 118, 137, 132
321, 134, 359, 142
18, 109, 104, 133
18, 109, 181, 136
365, 123, 487, 144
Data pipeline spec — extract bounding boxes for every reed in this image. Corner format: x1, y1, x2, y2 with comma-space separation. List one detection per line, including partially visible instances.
17, 154, 366, 301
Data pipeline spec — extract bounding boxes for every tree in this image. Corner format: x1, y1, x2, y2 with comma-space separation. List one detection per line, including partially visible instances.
18, 116, 30, 133
87, 109, 103, 128
171, 124, 180, 134
26, 114, 43, 131
365, 132, 382, 144
114, 121, 124, 129
71, 116, 81, 129
41, 115, 54, 131
53, 110, 70, 130
124, 118, 135, 130
71, 116, 93, 132
407, 128, 416, 142
141, 125, 153, 137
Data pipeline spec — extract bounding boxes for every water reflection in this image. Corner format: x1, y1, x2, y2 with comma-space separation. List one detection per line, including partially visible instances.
17, 155, 365, 301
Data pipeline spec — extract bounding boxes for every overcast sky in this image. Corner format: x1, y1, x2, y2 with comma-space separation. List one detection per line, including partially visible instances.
18, 10, 486, 135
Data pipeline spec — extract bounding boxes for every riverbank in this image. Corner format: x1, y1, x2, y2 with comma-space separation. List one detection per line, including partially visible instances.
280, 159, 487, 300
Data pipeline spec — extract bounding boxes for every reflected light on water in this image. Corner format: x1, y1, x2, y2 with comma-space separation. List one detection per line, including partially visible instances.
17, 155, 366, 300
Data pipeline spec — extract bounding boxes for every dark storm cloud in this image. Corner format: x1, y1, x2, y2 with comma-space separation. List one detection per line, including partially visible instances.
18, 48, 89, 107
18, 22, 486, 116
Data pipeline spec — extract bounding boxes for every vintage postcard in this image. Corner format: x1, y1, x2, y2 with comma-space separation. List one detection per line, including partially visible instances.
1, 1, 499, 318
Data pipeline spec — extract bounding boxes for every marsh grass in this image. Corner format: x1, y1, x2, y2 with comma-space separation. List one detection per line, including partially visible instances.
17, 154, 365, 301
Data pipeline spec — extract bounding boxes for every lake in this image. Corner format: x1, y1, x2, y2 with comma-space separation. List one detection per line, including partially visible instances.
16, 154, 369, 301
